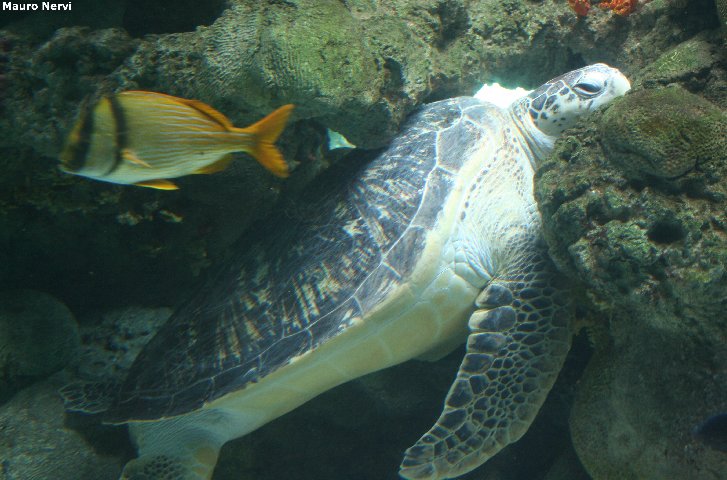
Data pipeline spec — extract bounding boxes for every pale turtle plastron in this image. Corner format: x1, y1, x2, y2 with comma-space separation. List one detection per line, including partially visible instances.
62, 64, 630, 480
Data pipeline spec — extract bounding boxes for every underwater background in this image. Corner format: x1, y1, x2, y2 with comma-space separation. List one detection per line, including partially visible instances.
0, 0, 726, 479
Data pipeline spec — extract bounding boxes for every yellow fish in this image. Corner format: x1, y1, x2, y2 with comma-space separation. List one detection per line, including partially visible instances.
59, 91, 294, 190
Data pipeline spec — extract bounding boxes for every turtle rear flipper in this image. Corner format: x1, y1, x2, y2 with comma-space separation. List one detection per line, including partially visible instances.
59, 380, 120, 415
400, 247, 573, 479
120, 452, 217, 480
121, 410, 228, 480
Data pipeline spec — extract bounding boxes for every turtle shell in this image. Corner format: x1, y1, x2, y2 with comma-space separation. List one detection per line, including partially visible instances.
105, 97, 504, 422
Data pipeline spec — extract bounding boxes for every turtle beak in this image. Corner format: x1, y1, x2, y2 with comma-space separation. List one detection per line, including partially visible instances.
611, 69, 631, 97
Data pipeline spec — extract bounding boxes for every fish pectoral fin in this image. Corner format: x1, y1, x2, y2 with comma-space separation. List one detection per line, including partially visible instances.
122, 149, 153, 168
134, 179, 179, 190
193, 154, 233, 175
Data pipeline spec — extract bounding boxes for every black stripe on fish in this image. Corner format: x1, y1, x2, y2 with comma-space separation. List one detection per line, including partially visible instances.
64, 99, 95, 172
104, 95, 128, 176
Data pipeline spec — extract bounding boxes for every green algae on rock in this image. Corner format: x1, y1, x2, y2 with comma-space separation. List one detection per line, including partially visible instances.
601, 85, 727, 179
637, 36, 719, 86
3, 0, 716, 158
538, 84, 727, 300
635, 34, 726, 110
535, 57, 727, 479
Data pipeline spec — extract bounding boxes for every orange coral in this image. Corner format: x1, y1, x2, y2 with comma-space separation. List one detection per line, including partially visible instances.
599, 0, 637, 15
568, 0, 638, 16
569, 0, 591, 16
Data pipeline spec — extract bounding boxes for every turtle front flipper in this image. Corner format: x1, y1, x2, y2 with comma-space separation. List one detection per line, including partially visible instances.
399, 248, 573, 480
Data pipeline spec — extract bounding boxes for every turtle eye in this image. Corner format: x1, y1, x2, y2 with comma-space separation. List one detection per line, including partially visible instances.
573, 81, 603, 97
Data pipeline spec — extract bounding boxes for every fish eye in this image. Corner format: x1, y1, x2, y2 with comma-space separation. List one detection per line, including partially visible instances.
573, 81, 604, 97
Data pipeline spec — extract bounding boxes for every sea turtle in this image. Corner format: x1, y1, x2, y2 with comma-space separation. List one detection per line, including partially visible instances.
63, 63, 630, 479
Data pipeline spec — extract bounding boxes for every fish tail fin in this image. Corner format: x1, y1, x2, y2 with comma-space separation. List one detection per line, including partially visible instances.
236, 104, 294, 178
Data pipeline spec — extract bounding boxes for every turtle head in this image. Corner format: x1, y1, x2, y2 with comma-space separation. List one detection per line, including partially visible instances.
522, 63, 631, 137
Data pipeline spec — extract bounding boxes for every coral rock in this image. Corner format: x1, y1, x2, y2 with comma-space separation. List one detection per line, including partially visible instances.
0, 378, 122, 480
600, 85, 727, 179
535, 55, 727, 480
0, 289, 80, 402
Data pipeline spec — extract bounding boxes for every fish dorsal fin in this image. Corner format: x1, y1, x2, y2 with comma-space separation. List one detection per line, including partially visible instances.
176, 98, 234, 130
121, 91, 234, 130
192, 154, 233, 175
135, 179, 179, 190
